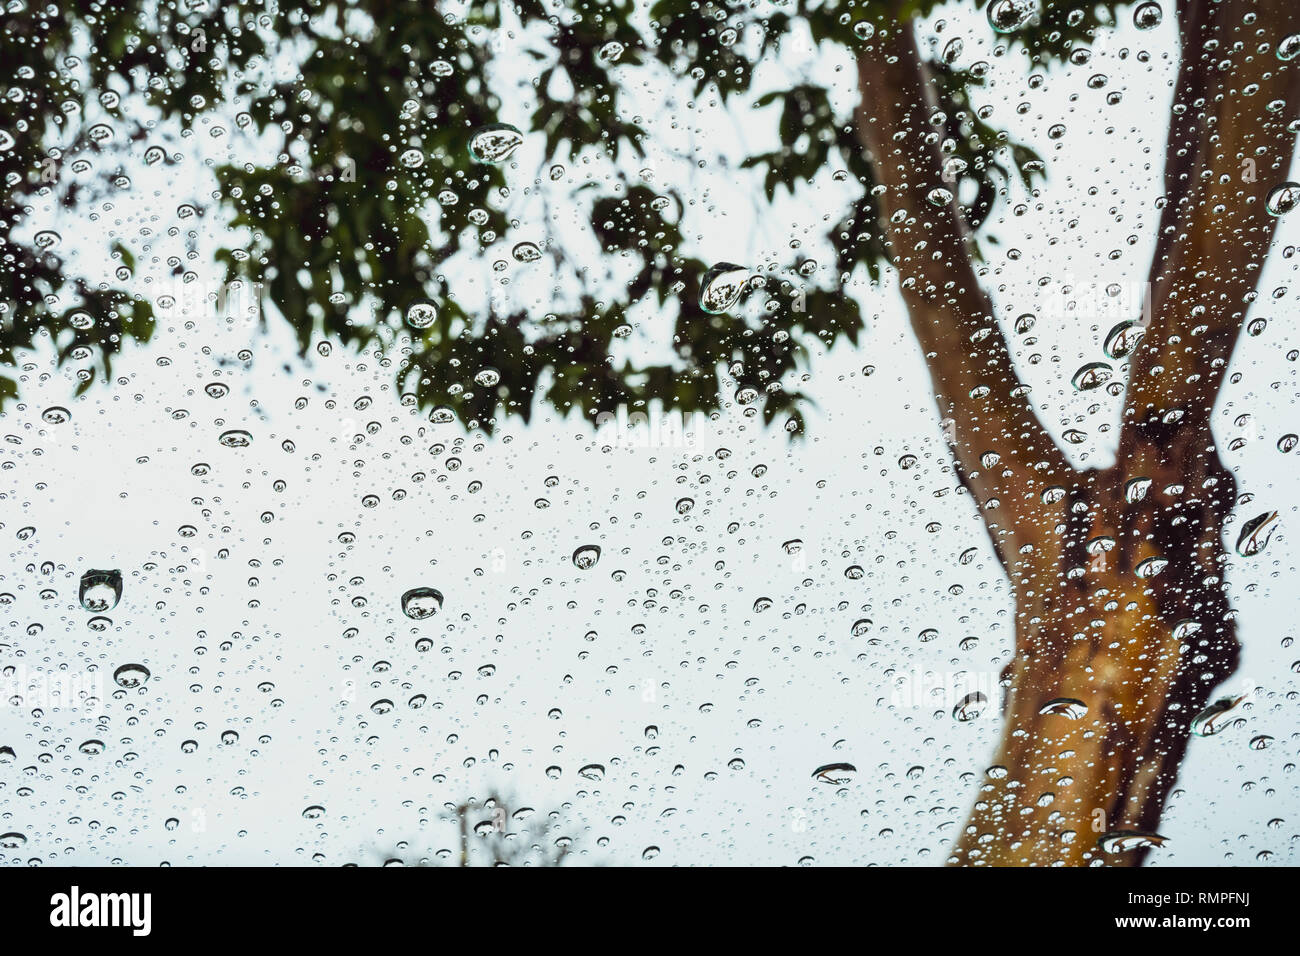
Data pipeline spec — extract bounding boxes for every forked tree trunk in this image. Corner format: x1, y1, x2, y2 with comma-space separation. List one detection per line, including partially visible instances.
855, 0, 1300, 865
950, 424, 1239, 866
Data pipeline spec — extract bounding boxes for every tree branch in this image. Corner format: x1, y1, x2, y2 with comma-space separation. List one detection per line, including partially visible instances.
1123, 0, 1300, 445
855, 17, 1074, 572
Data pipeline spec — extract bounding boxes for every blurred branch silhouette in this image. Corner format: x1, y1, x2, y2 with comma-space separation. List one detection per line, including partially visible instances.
368, 793, 573, 867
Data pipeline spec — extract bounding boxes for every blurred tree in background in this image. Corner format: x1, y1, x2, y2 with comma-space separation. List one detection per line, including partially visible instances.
4, 0, 1299, 866
1, 0, 1084, 426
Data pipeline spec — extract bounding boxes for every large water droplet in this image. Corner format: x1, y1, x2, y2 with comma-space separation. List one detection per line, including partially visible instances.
953, 692, 987, 722
1191, 694, 1247, 737
1124, 476, 1152, 503
1071, 361, 1112, 391
1038, 697, 1087, 719
811, 762, 856, 785
113, 663, 151, 688
406, 301, 437, 329
468, 124, 524, 164
1266, 182, 1300, 216
987, 0, 1039, 33
1236, 510, 1278, 556
512, 241, 542, 262
699, 262, 751, 314
401, 587, 444, 620
1132, 1, 1162, 29
79, 569, 122, 612
1103, 320, 1146, 359
1135, 556, 1168, 579
1098, 830, 1167, 853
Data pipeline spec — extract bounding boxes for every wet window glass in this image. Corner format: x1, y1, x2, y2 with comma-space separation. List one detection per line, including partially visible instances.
0, 0, 1297, 871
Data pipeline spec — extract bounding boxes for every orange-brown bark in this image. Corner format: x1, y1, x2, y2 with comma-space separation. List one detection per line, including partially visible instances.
856, 0, 1300, 865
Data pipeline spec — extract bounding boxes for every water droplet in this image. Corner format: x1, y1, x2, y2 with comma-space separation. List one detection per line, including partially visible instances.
572, 545, 601, 570
926, 186, 954, 207
218, 429, 252, 448
1098, 830, 1167, 853
401, 587, 444, 620
113, 663, 150, 688
1266, 182, 1300, 216
1038, 697, 1087, 719
811, 762, 856, 785
1133, 1, 1163, 29
1103, 320, 1146, 359
953, 692, 987, 722
1124, 477, 1152, 503
406, 301, 437, 329
987, 0, 1039, 33
468, 123, 524, 164
1192, 694, 1247, 737
79, 569, 122, 612
1236, 510, 1278, 556
511, 241, 542, 262
699, 262, 751, 314
1135, 556, 1168, 578
1071, 361, 1112, 391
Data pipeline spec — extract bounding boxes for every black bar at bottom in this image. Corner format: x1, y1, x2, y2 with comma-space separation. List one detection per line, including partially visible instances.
0, 865, 1283, 942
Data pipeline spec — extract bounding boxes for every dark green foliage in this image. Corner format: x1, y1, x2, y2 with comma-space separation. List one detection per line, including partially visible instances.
0, 0, 1141, 425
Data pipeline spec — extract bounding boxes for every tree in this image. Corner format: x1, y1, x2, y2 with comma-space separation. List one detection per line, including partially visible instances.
2, 0, 1295, 865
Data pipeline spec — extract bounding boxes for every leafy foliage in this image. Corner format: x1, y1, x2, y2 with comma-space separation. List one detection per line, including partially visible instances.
1, 0, 1142, 425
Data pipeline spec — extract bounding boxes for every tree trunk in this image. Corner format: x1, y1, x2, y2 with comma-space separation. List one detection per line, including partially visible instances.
948, 423, 1239, 866
856, 0, 1300, 865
